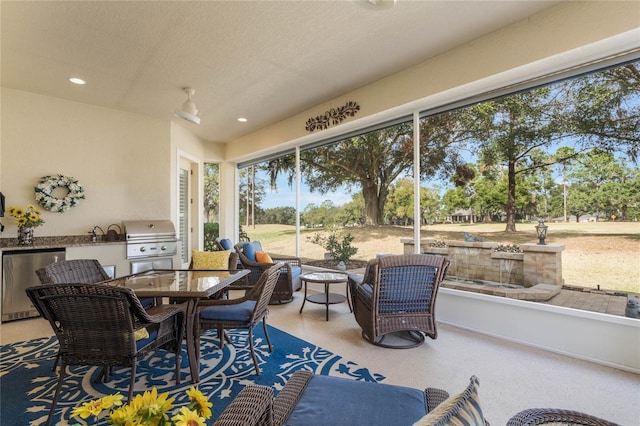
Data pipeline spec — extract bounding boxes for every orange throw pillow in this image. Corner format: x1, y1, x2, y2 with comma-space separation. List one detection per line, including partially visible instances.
255, 251, 273, 263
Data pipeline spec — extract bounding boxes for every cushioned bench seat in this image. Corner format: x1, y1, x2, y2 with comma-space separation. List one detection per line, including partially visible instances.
213, 370, 453, 426
283, 374, 427, 425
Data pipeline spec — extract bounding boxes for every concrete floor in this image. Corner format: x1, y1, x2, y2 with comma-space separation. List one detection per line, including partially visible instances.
2, 272, 638, 425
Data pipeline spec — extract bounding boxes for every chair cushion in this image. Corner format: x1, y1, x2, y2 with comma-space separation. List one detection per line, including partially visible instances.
192, 250, 231, 269
139, 297, 155, 309
135, 328, 158, 351
200, 300, 257, 322
412, 376, 484, 426
255, 251, 273, 263
284, 374, 427, 425
219, 238, 234, 250
290, 266, 302, 278
356, 283, 374, 309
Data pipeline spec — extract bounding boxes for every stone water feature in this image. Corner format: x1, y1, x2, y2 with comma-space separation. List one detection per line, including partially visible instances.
401, 238, 565, 301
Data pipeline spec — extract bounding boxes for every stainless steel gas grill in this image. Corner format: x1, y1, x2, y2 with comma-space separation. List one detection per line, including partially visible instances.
123, 220, 178, 273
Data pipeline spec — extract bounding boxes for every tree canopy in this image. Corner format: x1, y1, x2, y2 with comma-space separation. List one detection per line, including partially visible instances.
237, 61, 639, 230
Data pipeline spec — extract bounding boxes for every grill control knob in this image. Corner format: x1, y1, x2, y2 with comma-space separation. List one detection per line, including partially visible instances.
161, 245, 167, 251
140, 247, 146, 252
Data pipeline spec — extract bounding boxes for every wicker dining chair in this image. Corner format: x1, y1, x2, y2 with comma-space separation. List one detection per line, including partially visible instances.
348, 254, 451, 348
507, 408, 620, 426
35, 259, 154, 371
196, 263, 283, 375
26, 283, 185, 426
36, 258, 156, 307
36, 259, 110, 284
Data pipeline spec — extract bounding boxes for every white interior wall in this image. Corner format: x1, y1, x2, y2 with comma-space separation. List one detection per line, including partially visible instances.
438, 289, 640, 373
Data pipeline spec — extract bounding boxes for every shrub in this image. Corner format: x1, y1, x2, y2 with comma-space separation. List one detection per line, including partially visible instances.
309, 231, 358, 263
203, 222, 219, 251
494, 243, 522, 253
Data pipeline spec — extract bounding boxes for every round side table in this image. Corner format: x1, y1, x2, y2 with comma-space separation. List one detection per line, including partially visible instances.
299, 271, 352, 321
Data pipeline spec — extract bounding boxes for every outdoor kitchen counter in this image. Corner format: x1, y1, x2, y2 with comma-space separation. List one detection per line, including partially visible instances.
0, 235, 125, 251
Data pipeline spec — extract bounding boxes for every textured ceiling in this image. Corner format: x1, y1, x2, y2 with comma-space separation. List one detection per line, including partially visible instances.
1, 1, 562, 143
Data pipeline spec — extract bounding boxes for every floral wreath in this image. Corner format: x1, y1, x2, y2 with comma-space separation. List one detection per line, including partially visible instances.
34, 174, 85, 212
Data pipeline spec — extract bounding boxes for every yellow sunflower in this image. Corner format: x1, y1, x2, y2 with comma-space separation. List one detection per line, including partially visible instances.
171, 407, 207, 426
108, 403, 140, 426
16, 217, 27, 226
185, 386, 212, 419
101, 393, 125, 410
11, 207, 25, 217
71, 395, 111, 419
134, 387, 175, 423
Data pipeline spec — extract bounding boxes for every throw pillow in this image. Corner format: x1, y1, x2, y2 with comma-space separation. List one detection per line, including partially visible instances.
413, 376, 484, 426
192, 250, 231, 270
255, 251, 273, 263
218, 238, 233, 250
242, 242, 258, 262
134, 328, 149, 341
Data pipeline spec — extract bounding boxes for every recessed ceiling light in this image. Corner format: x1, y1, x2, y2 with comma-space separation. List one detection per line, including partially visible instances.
237, 117, 248, 122
68, 77, 86, 85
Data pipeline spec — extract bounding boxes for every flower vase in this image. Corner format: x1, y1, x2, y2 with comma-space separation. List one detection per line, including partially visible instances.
17, 227, 34, 245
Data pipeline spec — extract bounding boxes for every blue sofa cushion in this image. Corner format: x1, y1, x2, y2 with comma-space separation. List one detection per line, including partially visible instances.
199, 300, 256, 322
283, 374, 426, 426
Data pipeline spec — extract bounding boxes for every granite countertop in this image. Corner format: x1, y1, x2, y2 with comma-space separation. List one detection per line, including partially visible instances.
0, 235, 126, 251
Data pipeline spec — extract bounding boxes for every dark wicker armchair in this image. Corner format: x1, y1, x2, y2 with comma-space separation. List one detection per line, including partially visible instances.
507, 408, 620, 426
25, 283, 185, 426
235, 242, 302, 304
348, 254, 450, 348
197, 263, 283, 375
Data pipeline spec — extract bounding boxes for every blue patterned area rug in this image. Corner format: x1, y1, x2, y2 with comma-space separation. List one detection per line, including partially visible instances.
1, 325, 385, 425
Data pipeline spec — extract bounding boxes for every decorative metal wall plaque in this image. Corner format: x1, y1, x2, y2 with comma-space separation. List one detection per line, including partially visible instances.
305, 101, 360, 132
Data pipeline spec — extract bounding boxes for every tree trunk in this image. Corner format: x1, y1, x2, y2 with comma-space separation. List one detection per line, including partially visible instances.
505, 159, 517, 232
361, 183, 385, 225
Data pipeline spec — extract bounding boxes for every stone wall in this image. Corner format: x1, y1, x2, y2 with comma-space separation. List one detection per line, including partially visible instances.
402, 238, 564, 287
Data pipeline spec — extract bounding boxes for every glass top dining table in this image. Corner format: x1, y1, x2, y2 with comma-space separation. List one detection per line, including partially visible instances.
110, 268, 250, 383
